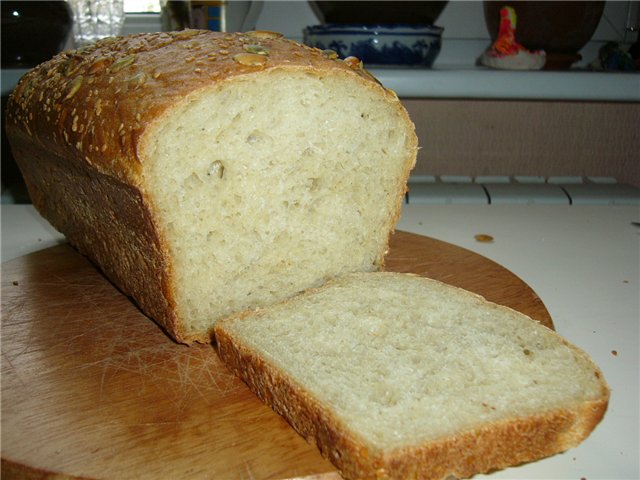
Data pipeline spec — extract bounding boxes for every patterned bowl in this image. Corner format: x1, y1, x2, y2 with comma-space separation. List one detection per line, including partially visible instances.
303, 23, 444, 68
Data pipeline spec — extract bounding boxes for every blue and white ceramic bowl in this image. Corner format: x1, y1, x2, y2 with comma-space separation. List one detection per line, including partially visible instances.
303, 23, 444, 67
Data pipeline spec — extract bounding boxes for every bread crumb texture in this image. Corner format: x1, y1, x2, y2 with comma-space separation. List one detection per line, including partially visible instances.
144, 69, 413, 336
219, 272, 608, 451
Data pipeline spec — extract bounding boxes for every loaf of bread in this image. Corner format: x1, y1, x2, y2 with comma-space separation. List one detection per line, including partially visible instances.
214, 272, 609, 480
5, 30, 418, 343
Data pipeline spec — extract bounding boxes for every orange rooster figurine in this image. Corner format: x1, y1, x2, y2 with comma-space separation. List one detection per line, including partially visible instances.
480, 6, 546, 70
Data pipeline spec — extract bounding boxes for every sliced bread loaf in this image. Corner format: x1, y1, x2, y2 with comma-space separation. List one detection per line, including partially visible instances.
6, 31, 417, 343
214, 272, 609, 480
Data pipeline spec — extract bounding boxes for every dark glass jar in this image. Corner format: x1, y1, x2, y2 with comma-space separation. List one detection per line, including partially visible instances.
2, 1, 74, 68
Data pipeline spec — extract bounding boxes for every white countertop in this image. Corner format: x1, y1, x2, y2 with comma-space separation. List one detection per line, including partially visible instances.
1, 203, 639, 479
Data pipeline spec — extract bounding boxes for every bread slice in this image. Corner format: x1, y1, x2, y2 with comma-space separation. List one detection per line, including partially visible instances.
6, 31, 417, 343
214, 272, 609, 480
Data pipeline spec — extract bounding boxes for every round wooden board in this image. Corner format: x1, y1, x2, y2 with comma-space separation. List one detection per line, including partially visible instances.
1, 231, 551, 480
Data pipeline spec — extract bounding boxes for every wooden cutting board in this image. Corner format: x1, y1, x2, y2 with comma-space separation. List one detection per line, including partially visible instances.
1, 231, 552, 480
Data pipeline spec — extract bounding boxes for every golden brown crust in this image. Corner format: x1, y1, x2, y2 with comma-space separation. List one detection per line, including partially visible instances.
214, 325, 371, 476
374, 399, 609, 480
214, 313, 609, 480
5, 30, 411, 344
8, 127, 184, 341
5, 30, 393, 186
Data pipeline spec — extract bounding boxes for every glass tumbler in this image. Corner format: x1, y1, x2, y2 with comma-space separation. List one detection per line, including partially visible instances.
68, 0, 125, 47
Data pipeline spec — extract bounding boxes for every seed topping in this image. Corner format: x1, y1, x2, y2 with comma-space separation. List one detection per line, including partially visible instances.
64, 55, 84, 76
243, 44, 269, 55
173, 29, 201, 38
88, 57, 110, 74
208, 160, 225, 179
129, 72, 147, 89
233, 53, 268, 67
344, 56, 363, 70
64, 76, 84, 100
110, 54, 136, 73
322, 49, 339, 60
245, 30, 283, 40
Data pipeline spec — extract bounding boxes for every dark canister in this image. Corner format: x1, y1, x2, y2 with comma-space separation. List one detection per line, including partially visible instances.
2, 1, 74, 68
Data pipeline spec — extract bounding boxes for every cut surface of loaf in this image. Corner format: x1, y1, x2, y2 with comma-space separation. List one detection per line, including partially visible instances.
5, 30, 417, 343
214, 272, 609, 480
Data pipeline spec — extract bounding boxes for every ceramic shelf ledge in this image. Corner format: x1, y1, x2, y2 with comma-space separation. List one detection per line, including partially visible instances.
370, 67, 640, 102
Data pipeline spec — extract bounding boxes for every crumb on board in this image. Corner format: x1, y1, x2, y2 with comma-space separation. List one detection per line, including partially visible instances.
12, 280, 19, 286
611, 350, 618, 356
474, 234, 494, 243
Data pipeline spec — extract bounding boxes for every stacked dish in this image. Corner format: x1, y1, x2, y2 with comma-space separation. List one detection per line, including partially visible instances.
303, 24, 444, 68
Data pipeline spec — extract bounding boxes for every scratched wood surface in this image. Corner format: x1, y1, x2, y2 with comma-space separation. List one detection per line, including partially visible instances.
1, 231, 552, 479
